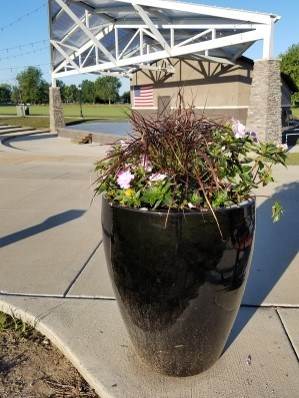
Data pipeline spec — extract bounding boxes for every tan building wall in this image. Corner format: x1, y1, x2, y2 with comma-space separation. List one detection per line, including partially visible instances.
131, 57, 292, 125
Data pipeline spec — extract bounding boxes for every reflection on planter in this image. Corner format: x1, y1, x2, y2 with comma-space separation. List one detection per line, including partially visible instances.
102, 199, 255, 376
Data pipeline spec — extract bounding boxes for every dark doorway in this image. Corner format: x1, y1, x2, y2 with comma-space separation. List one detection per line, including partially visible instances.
158, 96, 171, 116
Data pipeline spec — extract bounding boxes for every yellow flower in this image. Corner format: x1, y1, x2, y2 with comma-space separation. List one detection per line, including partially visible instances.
124, 188, 134, 198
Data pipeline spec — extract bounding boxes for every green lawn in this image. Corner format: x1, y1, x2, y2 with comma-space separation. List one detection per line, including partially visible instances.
0, 116, 82, 130
0, 104, 130, 119
292, 107, 299, 120
0, 116, 50, 129
286, 152, 299, 166
0, 103, 130, 129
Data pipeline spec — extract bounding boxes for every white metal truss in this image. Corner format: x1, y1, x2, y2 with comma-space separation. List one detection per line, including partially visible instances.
48, 0, 280, 81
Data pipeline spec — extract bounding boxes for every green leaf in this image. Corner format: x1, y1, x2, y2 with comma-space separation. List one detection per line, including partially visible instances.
272, 201, 284, 223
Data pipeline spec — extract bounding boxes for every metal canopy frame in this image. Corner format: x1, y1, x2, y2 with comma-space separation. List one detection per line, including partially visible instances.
48, 0, 280, 83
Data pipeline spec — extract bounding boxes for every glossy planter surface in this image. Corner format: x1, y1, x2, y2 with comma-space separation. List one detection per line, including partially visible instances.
102, 198, 255, 376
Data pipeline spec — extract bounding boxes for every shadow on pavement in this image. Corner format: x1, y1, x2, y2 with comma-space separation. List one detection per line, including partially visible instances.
226, 181, 299, 349
66, 119, 102, 127
0, 209, 86, 248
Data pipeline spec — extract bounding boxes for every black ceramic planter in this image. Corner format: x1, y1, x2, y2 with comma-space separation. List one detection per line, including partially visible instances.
102, 197, 255, 376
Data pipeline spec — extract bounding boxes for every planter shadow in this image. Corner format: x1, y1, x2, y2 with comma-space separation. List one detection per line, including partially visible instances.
0, 209, 85, 248
226, 181, 299, 349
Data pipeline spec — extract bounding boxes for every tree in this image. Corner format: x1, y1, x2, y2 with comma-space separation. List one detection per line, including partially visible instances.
0, 84, 12, 104
81, 80, 95, 103
95, 76, 121, 104
64, 84, 79, 103
16, 66, 43, 104
56, 80, 66, 102
121, 90, 131, 104
38, 80, 49, 104
11, 86, 21, 104
280, 44, 299, 104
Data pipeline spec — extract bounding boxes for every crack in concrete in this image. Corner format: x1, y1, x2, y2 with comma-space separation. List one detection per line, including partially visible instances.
0, 292, 116, 301
1, 290, 299, 310
62, 240, 103, 297
275, 308, 299, 362
242, 303, 299, 309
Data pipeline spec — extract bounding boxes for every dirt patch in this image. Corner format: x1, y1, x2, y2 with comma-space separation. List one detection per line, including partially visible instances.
0, 312, 98, 397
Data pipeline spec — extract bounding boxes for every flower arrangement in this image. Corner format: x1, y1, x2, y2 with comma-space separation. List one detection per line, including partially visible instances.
94, 106, 287, 222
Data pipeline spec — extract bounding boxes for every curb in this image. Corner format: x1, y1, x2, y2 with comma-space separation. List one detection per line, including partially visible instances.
0, 297, 109, 398
0, 129, 52, 146
58, 127, 125, 145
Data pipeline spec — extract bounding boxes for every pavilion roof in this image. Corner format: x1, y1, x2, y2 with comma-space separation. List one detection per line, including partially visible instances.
48, 0, 280, 79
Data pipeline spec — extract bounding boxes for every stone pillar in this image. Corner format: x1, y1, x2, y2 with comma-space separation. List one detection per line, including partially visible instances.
247, 59, 282, 143
49, 87, 65, 133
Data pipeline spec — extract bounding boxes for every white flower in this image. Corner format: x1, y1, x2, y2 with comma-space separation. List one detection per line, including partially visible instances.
277, 143, 288, 151
149, 173, 167, 182
232, 119, 246, 139
188, 203, 196, 209
116, 169, 134, 189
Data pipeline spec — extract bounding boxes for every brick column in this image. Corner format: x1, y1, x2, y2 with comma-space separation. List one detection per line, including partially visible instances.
49, 87, 65, 133
246, 60, 282, 143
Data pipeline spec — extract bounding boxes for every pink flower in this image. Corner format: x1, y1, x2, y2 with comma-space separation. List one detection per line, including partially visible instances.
140, 155, 152, 172
232, 119, 246, 138
116, 169, 134, 189
119, 139, 129, 149
149, 173, 167, 182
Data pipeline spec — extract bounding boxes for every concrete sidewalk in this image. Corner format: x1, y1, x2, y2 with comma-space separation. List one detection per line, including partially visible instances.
0, 133, 298, 397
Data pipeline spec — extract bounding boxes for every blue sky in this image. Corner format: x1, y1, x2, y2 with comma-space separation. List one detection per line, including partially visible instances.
0, 0, 297, 93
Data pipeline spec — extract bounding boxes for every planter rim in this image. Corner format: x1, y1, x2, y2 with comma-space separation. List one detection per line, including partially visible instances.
102, 196, 255, 216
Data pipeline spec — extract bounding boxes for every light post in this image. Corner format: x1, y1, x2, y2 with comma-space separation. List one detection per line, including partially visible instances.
79, 84, 83, 119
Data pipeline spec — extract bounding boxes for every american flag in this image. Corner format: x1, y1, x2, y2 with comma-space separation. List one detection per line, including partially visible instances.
133, 84, 154, 107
